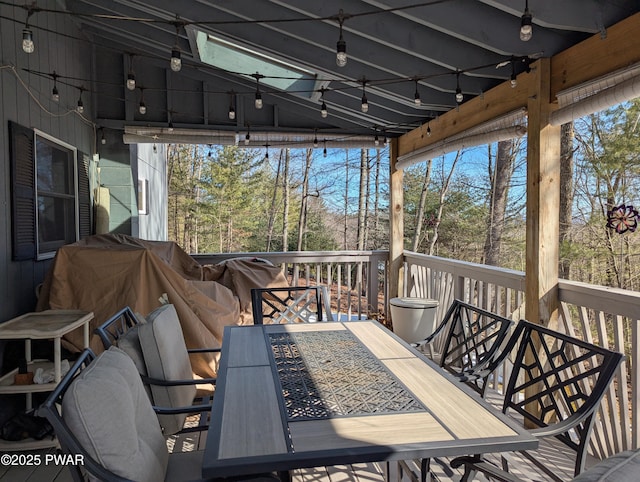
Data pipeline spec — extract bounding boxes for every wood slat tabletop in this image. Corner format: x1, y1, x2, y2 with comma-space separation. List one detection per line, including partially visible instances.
202, 320, 537, 479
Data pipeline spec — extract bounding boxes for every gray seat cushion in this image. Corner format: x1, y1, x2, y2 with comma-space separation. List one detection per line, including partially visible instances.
139, 304, 197, 435
572, 450, 640, 482
62, 347, 168, 482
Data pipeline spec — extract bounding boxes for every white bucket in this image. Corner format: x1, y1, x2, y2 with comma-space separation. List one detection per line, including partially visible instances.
390, 297, 439, 343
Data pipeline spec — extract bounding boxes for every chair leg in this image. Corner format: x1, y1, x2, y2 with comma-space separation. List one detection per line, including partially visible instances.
420, 458, 430, 482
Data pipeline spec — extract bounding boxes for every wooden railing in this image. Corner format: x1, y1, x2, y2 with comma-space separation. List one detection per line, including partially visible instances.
193, 249, 639, 459
192, 250, 388, 321
402, 249, 640, 459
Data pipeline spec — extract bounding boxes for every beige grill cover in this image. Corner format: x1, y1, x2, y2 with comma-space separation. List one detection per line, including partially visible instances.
36, 234, 288, 378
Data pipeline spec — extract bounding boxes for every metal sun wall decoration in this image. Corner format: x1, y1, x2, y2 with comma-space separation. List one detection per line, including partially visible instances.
606, 204, 639, 234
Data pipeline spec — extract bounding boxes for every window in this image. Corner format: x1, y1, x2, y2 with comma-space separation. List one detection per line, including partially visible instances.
138, 178, 149, 215
34, 130, 79, 259
9, 122, 89, 261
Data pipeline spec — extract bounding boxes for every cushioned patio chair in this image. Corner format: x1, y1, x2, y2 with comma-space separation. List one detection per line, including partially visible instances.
94, 304, 219, 435
251, 285, 333, 324
449, 320, 625, 482
38, 347, 278, 482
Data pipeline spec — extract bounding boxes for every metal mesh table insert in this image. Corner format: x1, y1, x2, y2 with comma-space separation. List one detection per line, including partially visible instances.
269, 330, 425, 421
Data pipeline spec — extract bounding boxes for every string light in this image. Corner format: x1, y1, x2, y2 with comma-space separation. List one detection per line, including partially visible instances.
320, 88, 328, 118
426, 123, 431, 137
228, 91, 236, 120
21, 6, 37, 54
361, 80, 368, 113
100, 129, 106, 145
336, 10, 347, 67
245, 124, 251, 145
520, 0, 533, 42
313, 129, 318, 148
170, 19, 182, 72
138, 88, 146, 114
264, 144, 269, 160
51, 71, 59, 102
76, 88, 84, 113
414, 79, 421, 106
323, 140, 327, 157
254, 74, 263, 109
22, 26, 34, 53
153, 143, 157, 153
510, 59, 517, 88
126, 54, 136, 91
455, 71, 463, 104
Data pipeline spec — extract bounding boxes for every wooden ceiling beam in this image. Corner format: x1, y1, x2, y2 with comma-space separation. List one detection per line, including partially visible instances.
398, 12, 640, 158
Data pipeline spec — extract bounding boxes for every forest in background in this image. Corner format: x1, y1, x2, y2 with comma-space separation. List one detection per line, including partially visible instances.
167, 100, 640, 292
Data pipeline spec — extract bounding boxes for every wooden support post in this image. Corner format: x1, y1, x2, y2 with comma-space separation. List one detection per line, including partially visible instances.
389, 139, 404, 314
525, 58, 561, 428
525, 58, 561, 330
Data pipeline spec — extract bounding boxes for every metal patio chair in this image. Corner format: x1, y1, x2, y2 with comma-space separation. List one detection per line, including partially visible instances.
402, 300, 514, 482
38, 347, 279, 482
94, 305, 219, 435
449, 319, 625, 481
251, 285, 334, 324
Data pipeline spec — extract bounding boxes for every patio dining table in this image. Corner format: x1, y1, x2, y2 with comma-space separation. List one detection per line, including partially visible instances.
202, 320, 537, 480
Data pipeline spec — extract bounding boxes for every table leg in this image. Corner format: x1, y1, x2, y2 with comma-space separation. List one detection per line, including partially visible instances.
83, 321, 90, 348
54, 337, 61, 383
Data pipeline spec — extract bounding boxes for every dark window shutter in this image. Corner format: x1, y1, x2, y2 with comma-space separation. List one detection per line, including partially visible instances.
77, 152, 92, 238
9, 121, 36, 261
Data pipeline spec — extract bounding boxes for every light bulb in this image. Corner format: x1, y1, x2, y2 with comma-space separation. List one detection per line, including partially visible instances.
101, 133, 106, 145
361, 95, 368, 113
520, 10, 533, 42
374, 135, 379, 146
323, 147, 327, 157
153, 144, 157, 153
22, 28, 34, 53
52, 86, 59, 102
139, 101, 146, 115
336, 38, 347, 67
427, 125, 431, 137
76, 98, 84, 114
510, 75, 517, 88
414, 91, 421, 106
455, 88, 463, 104
170, 48, 181, 72
255, 92, 263, 109
126, 73, 136, 91
228, 106, 235, 120
313, 136, 318, 148
244, 133, 250, 145
321, 101, 328, 118
167, 122, 174, 132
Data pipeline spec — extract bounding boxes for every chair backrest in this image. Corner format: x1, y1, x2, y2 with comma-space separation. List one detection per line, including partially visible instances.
94, 306, 142, 350
38, 347, 169, 482
437, 300, 514, 394
139, 304, 197, 435
501, 320, 624, 477
251, 286, 334, 324
94, 304, 197, 435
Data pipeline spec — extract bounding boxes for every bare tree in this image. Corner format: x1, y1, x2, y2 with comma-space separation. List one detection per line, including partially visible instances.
356, 149, 368, 251
483, 140, 516, 266
412, 159, 433, 251
296, 149, 312, 251
266, 150, 283, 251
559, 122, 575, 278
428, 151, 462, 255
282, 148, 290, 252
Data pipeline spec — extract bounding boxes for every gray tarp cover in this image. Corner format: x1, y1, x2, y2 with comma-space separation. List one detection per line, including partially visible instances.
36, 234, 288, 378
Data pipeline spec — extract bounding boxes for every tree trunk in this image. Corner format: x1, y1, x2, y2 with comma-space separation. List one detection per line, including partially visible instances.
558, 122, 575, 278
282, 148, 290, 253
412, 160, 433, 251
373, 149, 381, 247
356, 149, 367, 251
483, 140, 514, 266
429, 151, 461, 255
266, 150, 283, 251
343, 149, 349, 249
297, 149, 312, 251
